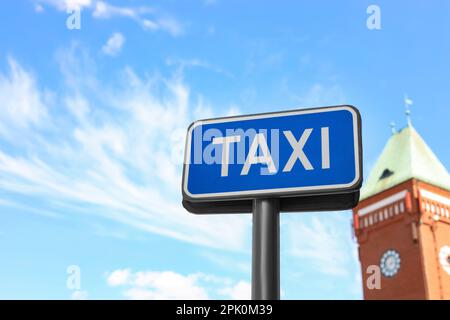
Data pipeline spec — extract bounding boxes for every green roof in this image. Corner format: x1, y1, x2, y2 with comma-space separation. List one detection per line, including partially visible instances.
361, 125, 450, 200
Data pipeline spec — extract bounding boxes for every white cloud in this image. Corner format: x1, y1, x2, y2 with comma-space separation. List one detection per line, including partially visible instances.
226, 105, 241, 117
287, 215, 353, 277
107, 269, 131, 286
37, 0, 92, 11
92, 1, 152, 19
123, 288, 157, 300
35, 4, 44, 12
106, 269, 249, 300
0, 51, 248, 251
201, 251, 250, 274
36, 0, 183, 36
65, 94, 90, 120
166, 58, 234, 79
0, 57, 47, 138
66, 0, 92, 10
218, 281, 251, 300
71, 290, 89, 300
102, 32, 125, 56
107, 270, 209, 300
300, 83, 345, 106
154, 17, 184, 36
281, 82, 346, 107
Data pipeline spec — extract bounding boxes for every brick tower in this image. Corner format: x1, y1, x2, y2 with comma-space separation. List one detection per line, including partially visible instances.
352, 123, 450, 299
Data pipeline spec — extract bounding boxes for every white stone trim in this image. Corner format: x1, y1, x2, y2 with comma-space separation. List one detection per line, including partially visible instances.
358, 190, 408, 216
419, 189, 450, 207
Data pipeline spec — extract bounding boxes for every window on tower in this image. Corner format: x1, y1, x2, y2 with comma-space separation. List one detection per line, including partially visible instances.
379, 168, 394, 180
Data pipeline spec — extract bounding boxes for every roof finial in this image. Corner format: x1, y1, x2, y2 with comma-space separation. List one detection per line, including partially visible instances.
390, 122, 397, 134
404, 94, 413, 127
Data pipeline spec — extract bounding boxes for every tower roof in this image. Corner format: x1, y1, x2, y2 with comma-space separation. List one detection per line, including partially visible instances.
361, 125, 450, 200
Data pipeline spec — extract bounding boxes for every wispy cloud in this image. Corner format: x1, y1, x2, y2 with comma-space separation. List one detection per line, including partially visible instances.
0, 47, 248, 251
71, 290, 89, 300
217, 281, 250, 300
200, 251, 250, 274
281, 82, 346, 107
37, 0, 93, 11
204, 0, 218, 6
287, 215, 354, 277
92, 1, 153, 18
166, 58, 234, 79
0, 57, 48, 138
107, 269, 132, 286
106, 269, 250, 300
35, 0, 184, 36
102, 32, 125, 56
34, 3, 45, 12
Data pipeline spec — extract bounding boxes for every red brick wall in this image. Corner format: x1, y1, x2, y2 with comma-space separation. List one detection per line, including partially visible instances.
415, 181, 450, 300
352, 179, 450, 300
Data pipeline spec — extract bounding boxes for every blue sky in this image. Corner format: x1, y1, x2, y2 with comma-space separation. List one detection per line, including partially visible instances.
0, 0, 449, 299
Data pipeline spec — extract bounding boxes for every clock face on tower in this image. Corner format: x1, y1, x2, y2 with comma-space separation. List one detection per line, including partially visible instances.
380, 249, 401, 277
439, 246, 450, 275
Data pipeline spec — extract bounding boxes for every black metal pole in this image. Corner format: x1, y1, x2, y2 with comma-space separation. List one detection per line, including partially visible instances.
252, 198, 280, 300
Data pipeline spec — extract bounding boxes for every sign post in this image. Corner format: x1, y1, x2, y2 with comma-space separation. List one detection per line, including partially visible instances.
182, 105, 363, 300
252, 198, 280, 300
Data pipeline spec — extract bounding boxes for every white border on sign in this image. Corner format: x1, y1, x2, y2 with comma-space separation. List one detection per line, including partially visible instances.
183, 105, 361, 199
